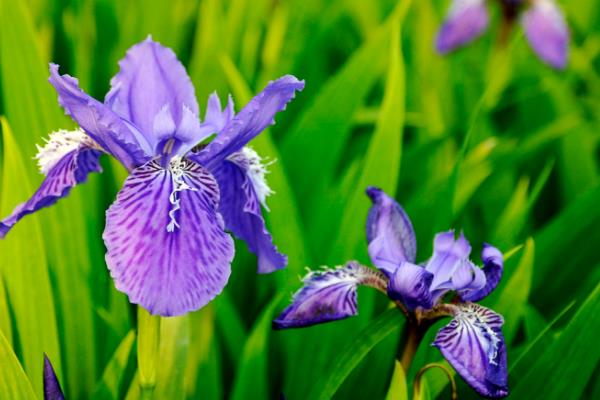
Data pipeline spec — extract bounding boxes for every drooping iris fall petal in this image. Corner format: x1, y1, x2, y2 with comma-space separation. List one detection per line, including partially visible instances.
0, 130, 102, 238
433, 303, 508, 398
273, 262, 386, 329
103, 159, 234, 316
211, 147, 286, 273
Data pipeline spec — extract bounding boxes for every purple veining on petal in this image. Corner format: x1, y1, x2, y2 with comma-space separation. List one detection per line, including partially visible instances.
461, 244, 504, 302
211, 153, 286, 274
436, 0, 490, 54
193, 75, 305, 169
522, 0, 569, 69
365, 186, 417, 276
44, 354, 65, 400
273, 261, 379, 329
103, 158, 234, 316
105, 37, 201, 150
48, 63, 150, 169
387, 261, 434, 310
433, 303, 509, 398
0, 145, 102, 238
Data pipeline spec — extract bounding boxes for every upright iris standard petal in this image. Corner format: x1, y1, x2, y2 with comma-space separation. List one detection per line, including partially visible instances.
522, 0, 569, 69
365, 186, 417, 276
103, 159, 235, 316
0, 130, 102, 238
461, 244, 504, 302
436, 0, 490, 54
105, 37, 201, 150
211, 147, 286, 273
433, 303, 508, 398
43, 354, 65, 400
387, 262, 434, 310
273, 262, 386, 329
48, 64, 150, 169
426, 231, 472, 298
193, 76, 305, 169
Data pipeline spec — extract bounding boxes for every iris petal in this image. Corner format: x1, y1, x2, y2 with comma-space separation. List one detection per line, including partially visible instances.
426, 231, 472, 299
48, 64, 150, 169
105, 37, 201, 149
0, 138, 102, 238
103, 158, 234, 316
461, 244, 504, 302
211, 151, 286, 274
387, 262, 434, 310
522, 0, 569, 69
436, 0, 489, 54
273, 262, 383, 329
44, 354, 65, 400
193, 75, 304, 169
365, 186, 417, 275
433, 303, 508, 398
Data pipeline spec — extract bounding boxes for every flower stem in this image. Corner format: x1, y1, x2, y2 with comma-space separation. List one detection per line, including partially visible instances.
138, 307, 161, 399
398, 322, 426, 371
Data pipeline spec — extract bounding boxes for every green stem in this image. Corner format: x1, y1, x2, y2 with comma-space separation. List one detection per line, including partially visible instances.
138, 306, 161, 399
398, 322, 426, 371
413, 363, 457, 400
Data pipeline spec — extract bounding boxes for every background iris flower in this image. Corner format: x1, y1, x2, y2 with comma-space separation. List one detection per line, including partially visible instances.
274, 187, 509, 398
0, 37, 304, 316
436, 0, 569, 69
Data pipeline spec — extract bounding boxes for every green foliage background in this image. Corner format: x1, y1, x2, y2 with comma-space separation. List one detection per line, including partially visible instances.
0, 0, 599, 399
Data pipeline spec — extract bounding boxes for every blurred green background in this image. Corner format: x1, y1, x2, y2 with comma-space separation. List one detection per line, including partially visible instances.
0, 0, 599, 399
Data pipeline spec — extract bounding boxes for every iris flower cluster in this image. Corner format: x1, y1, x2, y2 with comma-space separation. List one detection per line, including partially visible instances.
436, 0, 569, 69
274, 187, 509, 398
0, 37, 304, 316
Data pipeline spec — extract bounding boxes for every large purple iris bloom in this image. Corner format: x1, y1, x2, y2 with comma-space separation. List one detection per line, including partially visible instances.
273, 187, 508, 398
0, 37, 304, 316
436, 0, 569, 69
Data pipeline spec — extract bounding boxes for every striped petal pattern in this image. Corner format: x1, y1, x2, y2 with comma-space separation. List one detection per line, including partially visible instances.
103, 158, 234, 316
273, 262, 384, 329
433, 303, 508, 398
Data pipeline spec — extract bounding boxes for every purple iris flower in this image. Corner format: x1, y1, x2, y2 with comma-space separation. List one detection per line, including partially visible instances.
44, 355, 65, 400
436, 0, 569, 69
0, 37, 304, 316
273, 187, 508, 398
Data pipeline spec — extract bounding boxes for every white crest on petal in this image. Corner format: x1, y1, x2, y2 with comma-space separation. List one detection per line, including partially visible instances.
454, 303, 503, 365
35, 128, 97, 175
228, 146, 274, 210
166, 156, 197, 232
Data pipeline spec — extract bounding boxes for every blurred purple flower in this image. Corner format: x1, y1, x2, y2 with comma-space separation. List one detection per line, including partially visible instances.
436, 0, 569, 69
0, 37, 304, 316
273, 186, 508, 398
44, 355, 65, 400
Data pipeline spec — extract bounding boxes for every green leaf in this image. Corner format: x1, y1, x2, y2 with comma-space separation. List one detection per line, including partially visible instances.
280, 6, 394, 208
329, 16, 406, 263
512, 281, 600, 399
385, 361, 408, 400
92, 330, 136, 400
308, 308, 404, 400
153, 315, 190, 400
0, 118, 61, 397
230, 295, 282, 400
0, 329, 36, 400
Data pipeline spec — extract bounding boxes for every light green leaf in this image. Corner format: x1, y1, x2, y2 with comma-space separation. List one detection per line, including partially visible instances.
385, 361, 408, 400
0, 329, 36, 400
